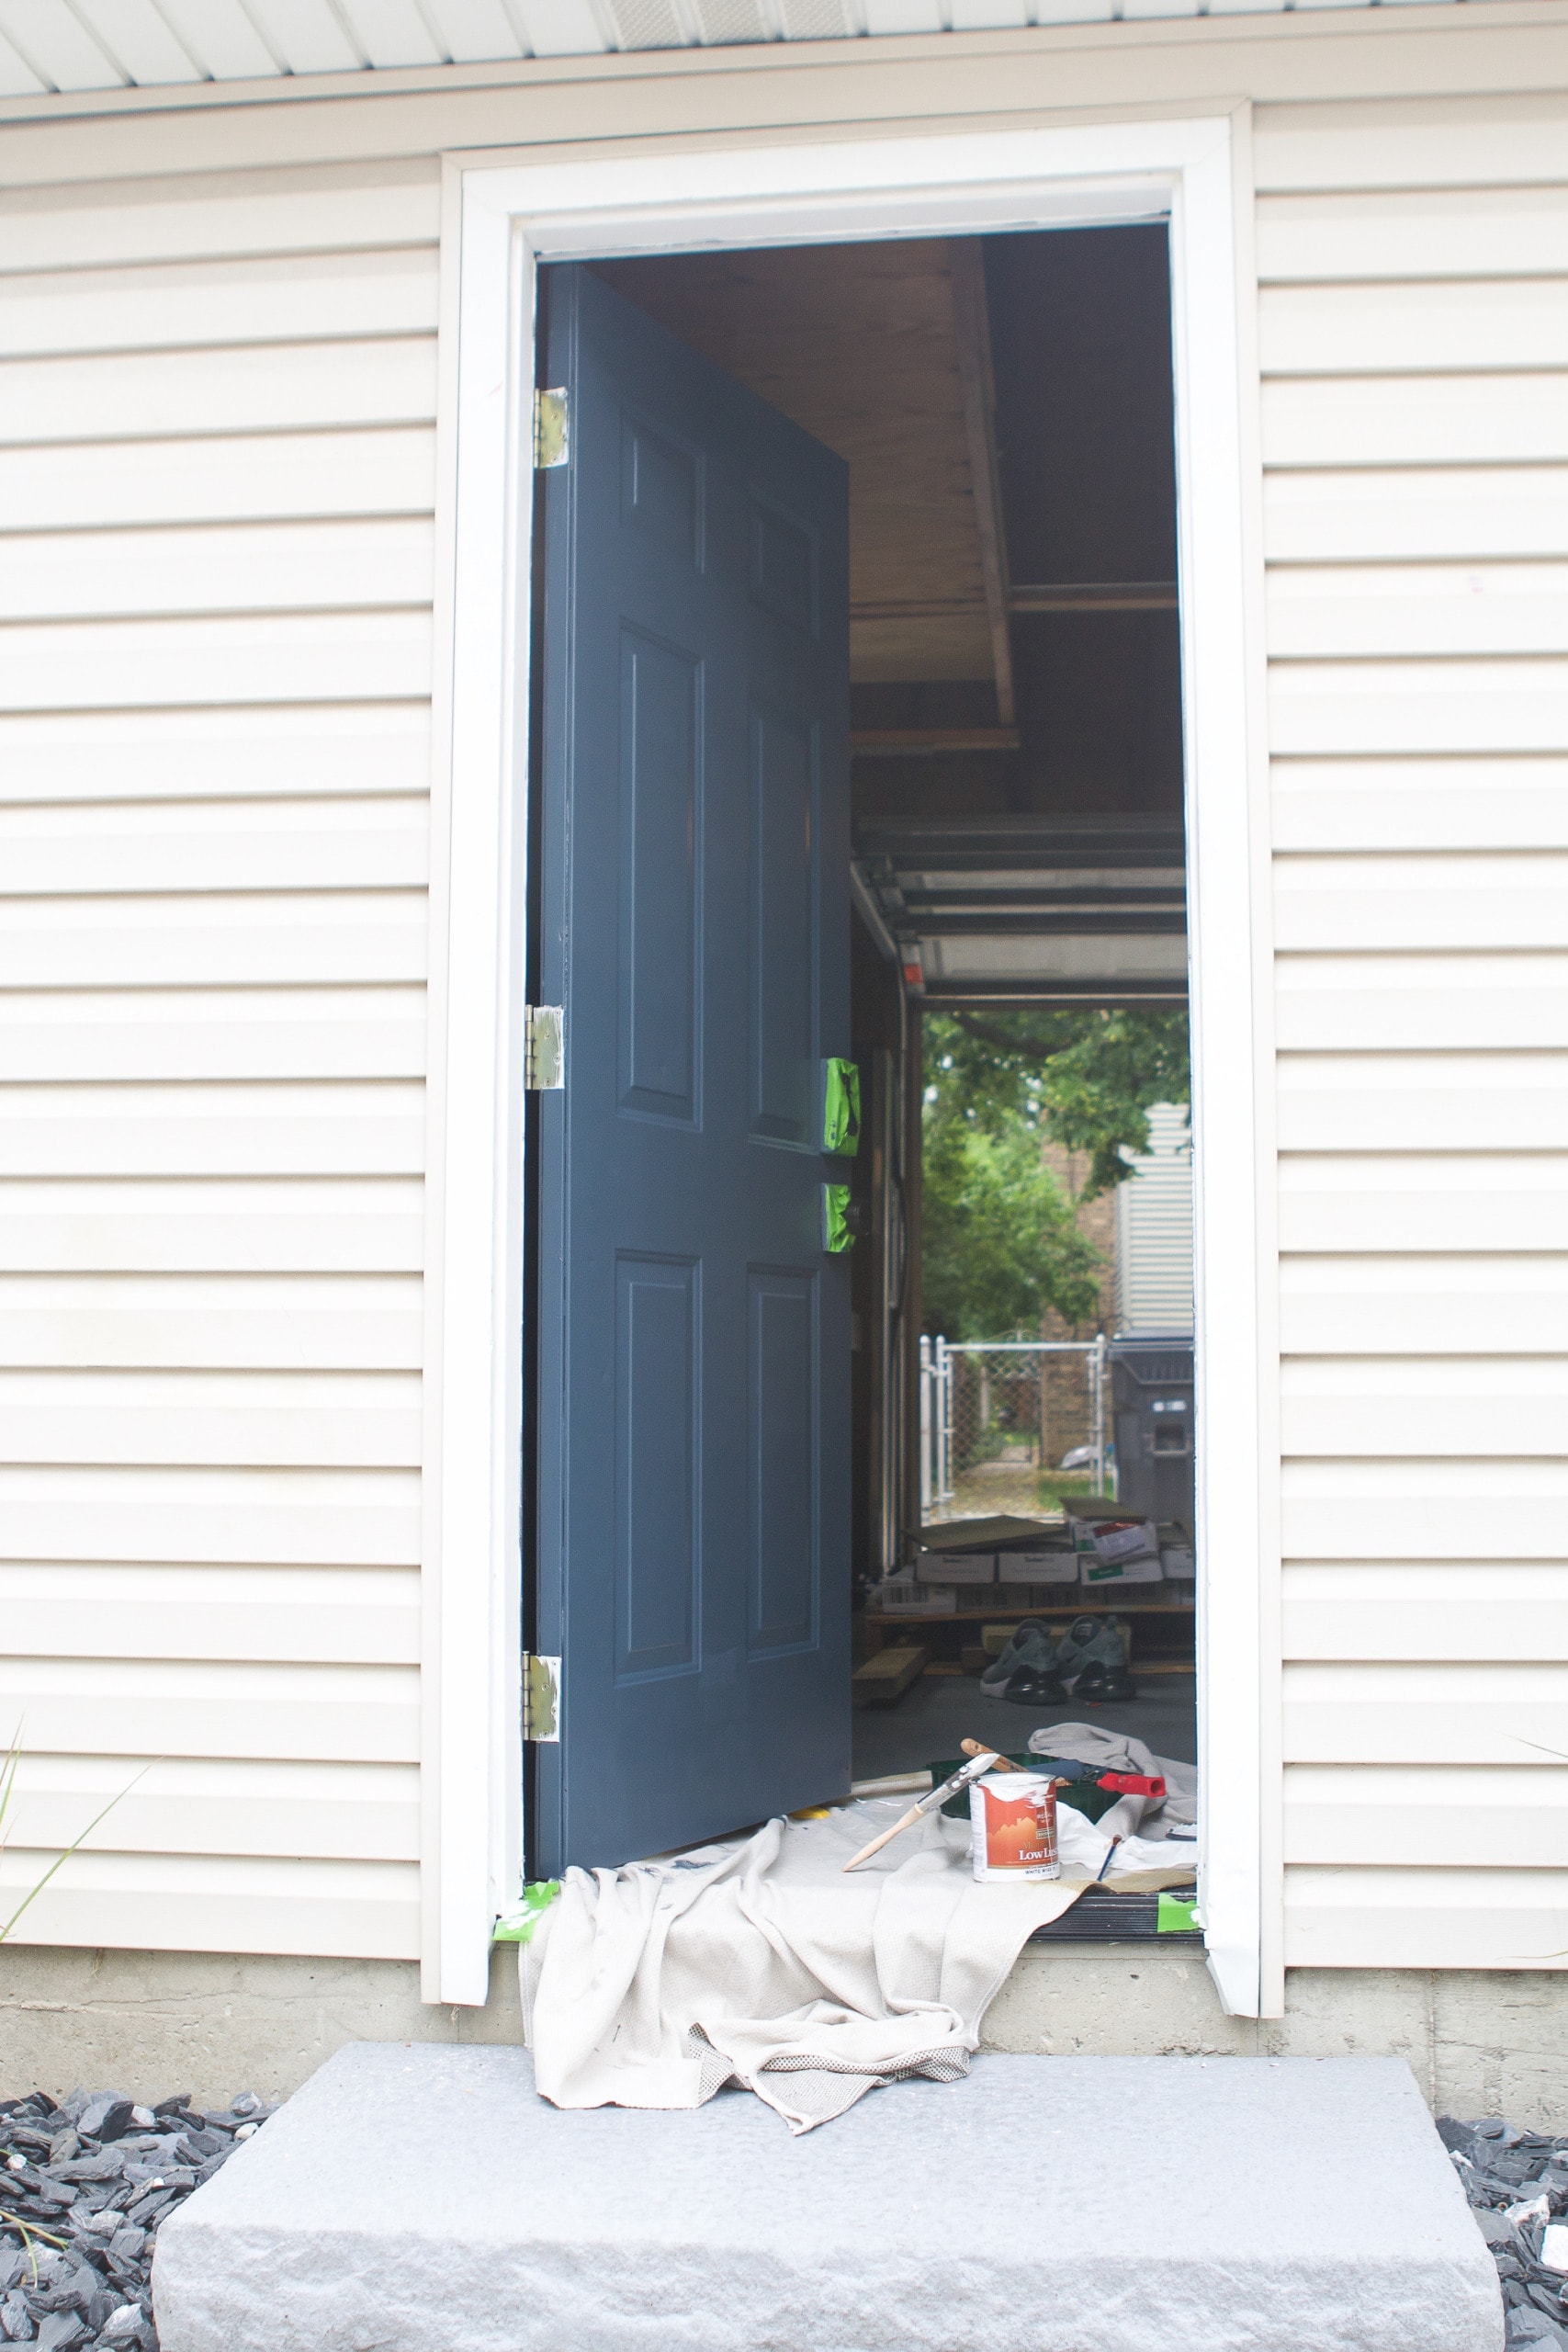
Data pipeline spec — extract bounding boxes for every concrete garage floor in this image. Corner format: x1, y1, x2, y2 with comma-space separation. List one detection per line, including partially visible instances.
852, 1670, 1197, 1782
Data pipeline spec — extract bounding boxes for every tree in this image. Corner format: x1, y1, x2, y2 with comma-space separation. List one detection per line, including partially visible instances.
927, 1008, 1190, 1199
920, 1006, 1190, 1339
920, 1110, 1100, 1340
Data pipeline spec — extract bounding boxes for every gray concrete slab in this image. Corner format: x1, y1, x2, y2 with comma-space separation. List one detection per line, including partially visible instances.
152, 2041, 1502, 2352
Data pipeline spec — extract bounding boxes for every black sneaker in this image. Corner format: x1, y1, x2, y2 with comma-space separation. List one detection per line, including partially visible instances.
979, 1618, 1056, 1698
1072, 1658, 1135, 1704
1003, 1662, 1068, 1706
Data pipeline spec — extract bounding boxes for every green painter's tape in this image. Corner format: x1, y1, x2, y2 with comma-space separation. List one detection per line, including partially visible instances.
492, 1881, 560, 1944
822, 1058, 862, 1157
1156, 1892, 1201, 1935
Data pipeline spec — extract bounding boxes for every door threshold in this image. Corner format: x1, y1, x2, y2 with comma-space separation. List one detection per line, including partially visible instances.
1031, 1884, 1201, 1943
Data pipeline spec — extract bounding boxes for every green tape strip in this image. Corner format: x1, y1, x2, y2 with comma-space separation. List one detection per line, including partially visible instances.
822, 1058, 862, 1157
492, 1880, 560, 1944
1156, 1892, 1201, 1935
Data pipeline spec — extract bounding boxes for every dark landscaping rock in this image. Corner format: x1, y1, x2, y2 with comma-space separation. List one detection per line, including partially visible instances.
1449, 2116, 1568, 2349
0, 2289, 34, 2341
34, 2319, 86, 2352
1506, 2311, 1568, 2349
72, 2109, 132, 2153
0, 2091, 269, 2350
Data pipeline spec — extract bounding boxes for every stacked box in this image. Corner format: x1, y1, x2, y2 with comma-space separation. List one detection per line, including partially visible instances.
874, 1578, 957, 1615
916, 1548, 997, 1586
1070, 1511, 1163, 1587
1000, 1545, 1079, 1587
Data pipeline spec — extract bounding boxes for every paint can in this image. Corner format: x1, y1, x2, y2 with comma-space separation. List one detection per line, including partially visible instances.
968, 1772, 1059, 1881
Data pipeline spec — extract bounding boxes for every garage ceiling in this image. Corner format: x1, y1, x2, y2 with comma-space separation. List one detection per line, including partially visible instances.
595, 238, 1189, 1004
594, 243, 998, 688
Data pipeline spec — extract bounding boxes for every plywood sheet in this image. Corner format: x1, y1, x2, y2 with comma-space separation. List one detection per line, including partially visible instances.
592, 242, 992, 683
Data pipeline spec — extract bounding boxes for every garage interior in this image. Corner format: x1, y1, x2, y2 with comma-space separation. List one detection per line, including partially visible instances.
585, 223, 1197, 1869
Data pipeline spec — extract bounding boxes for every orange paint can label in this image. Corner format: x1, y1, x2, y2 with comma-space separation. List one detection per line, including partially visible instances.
968, 1773, 1060, 1882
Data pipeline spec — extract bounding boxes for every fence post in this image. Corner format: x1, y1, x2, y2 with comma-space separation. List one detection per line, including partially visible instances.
919, 1335, 932, 1517
937, 1337, 953, 1505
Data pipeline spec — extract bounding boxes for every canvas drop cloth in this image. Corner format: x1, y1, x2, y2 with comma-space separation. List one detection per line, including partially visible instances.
520, 1754, 1194, 2135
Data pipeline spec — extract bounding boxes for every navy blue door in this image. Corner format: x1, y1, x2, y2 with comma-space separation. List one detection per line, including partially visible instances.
533, 265, 852, 1875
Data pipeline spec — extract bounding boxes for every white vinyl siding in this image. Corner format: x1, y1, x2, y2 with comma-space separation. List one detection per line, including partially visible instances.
0, 17, 1563, 1978
1259, 99, 1568, 1972
1114, 1102, 1193, 1336
0, 160, 440, 1960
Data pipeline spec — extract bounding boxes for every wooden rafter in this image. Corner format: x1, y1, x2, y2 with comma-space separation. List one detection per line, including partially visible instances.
948, 238, 1016, 727
1010, 581, 1178, 613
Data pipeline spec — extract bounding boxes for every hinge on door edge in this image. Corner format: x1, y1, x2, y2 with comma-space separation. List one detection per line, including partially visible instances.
523, 1654, 560, 1743
534, 388, 570, 470
525, 1005, 564, 1091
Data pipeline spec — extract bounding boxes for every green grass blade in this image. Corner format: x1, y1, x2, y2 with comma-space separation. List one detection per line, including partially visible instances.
0, 1762, 152, 1945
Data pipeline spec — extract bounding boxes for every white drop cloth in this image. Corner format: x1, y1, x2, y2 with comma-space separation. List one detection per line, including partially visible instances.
1025, 1721, 1198, 1838
521, 1796, 1081, 2133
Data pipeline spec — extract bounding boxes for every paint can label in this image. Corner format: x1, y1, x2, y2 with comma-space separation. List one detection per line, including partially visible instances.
968, 1773, 1059, 1881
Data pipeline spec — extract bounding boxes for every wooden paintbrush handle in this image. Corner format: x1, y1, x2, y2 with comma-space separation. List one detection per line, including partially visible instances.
842, 1802, 924, 1871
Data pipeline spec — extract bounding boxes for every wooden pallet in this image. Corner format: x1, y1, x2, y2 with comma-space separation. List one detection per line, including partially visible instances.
852, 1642, 930, 1706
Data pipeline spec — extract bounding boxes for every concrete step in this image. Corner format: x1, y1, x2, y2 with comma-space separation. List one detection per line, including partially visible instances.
153, 2042, 1503, 2352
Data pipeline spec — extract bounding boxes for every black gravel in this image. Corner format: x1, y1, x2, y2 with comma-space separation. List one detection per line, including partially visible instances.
1443, 2115, 1568, 2347
0, 2087, 271, 2348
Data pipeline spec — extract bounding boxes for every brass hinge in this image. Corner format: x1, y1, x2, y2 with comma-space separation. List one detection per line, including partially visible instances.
534, 388, 570, 470
523, 1654, 560, 1744
525, 1005, 564, 1091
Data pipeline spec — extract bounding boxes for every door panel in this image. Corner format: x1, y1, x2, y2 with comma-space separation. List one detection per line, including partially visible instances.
534, 264, 852, 1875
749, 698, 818, 1146
615, 1252, 699, 1682
617, 628, 699, 1122
748, 1264, 818, 1657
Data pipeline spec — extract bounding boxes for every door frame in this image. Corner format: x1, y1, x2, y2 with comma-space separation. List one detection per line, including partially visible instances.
423, 114, 1281, 2020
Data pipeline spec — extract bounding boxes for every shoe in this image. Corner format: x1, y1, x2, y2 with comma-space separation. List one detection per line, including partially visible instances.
979, 1618, 1056, 1699
1003, 1660, 1067, 1707
1061, 1615, 1134, 1704
1055, 1616, 1103, 1680
1072, 1659, 1135, 1703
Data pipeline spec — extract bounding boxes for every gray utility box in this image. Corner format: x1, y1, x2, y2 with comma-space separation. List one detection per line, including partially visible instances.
1110, 1335, 1195, 1526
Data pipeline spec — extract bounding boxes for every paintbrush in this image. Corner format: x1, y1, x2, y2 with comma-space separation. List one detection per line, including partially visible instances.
841, 1747, 1004, 1871
960, 1739, 1028, 1771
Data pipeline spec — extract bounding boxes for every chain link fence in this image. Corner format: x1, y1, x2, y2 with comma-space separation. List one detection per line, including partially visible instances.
920, 1338, 1109, 1524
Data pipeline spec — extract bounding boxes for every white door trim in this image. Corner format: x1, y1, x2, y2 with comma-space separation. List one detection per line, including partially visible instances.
425, 114, 1281, 2017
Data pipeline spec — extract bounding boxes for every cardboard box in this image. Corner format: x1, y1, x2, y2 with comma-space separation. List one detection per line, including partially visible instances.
1160, 1544, 1196, 1579
1089, 1517, 1159, 1565
1072, 1513, 1162, 1587
874, 1579, 957, 1616
916, 1549, 997, 1585
1001, 1547, 1079, 1587
1081, 1551, 1164, 1587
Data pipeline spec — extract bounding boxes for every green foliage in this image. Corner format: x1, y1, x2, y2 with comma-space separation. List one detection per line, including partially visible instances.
920, 1006, 1190, 1340
920, 1105, 1101, 1340
927, 1008, 1190, 1200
